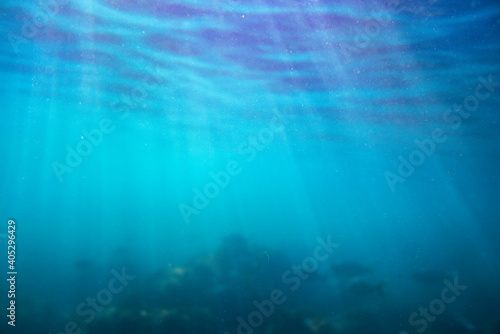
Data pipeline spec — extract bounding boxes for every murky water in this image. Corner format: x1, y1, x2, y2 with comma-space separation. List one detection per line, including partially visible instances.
1, 0, 499, 333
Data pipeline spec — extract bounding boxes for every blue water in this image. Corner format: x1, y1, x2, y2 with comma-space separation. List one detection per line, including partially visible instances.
1, 0, 500, 333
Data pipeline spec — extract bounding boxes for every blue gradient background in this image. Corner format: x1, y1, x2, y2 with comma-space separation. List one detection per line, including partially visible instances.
0, 0, 499, 333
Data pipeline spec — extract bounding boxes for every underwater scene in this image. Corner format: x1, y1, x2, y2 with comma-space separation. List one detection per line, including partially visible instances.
1, 0, 500, 333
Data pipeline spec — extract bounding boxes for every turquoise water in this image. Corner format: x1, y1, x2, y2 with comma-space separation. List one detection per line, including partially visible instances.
1, 0, 500, 333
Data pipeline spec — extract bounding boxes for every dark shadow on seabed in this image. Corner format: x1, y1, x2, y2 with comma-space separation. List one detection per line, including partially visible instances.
6, 234, 500, 334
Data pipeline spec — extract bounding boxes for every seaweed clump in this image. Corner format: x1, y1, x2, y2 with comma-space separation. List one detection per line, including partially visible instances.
86, 234, 337, 334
